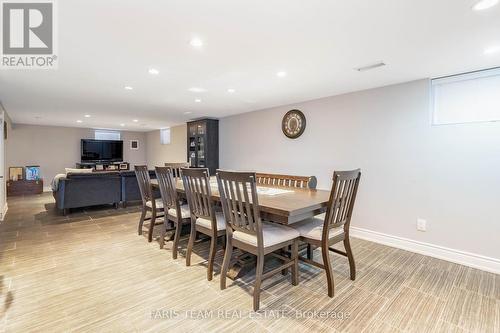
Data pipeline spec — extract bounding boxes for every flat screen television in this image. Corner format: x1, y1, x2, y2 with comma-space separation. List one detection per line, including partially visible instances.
81, 139, 123, 162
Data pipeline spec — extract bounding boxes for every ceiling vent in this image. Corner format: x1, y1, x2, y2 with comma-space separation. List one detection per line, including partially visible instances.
355, 62, 386, 72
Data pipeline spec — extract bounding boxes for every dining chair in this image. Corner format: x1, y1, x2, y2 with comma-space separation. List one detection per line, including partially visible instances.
216, 170, 300, 311
255, 172, 317, 189
164, 162, 190, 179
290, 169, 361, 297
181, 168, 226, 281
155, 166, 191, 256
135, 165, 164, 242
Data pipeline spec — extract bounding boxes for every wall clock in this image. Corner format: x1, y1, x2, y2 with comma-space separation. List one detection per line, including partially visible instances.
282, 109, 306, 139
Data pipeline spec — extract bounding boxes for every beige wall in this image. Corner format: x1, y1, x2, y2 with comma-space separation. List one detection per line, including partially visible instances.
146, 124, 187, 168
220, 79, 500, 260
6, 124, 147, 189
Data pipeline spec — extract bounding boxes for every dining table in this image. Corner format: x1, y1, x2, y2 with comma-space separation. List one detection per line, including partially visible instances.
151, 176, 331, 225
150, 176, 331, 279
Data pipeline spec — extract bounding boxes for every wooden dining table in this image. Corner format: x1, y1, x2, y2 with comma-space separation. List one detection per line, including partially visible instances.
151, 177, 331, 225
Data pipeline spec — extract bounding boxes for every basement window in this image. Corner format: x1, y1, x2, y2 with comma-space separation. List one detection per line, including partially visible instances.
95, 130, 121, 140
160, 128, 171, 145
432, 67, 500, 125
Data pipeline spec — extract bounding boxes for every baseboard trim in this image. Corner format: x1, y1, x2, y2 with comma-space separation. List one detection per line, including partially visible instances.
350, 226, 500, 274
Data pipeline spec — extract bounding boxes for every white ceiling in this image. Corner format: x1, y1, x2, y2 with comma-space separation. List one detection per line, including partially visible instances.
1, 0, 500, 131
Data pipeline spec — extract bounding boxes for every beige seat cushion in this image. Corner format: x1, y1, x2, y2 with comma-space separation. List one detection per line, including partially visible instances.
290, 214, 344, 241
146, 199, 163, 209
167, 205, 190, 219
196, 212, 226, 231
233, 222, 299, 248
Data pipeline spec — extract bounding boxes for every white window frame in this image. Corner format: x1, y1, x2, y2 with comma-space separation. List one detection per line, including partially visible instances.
160, 128, 171, 145
431, 67, 500, 126
95, 129, 121, 140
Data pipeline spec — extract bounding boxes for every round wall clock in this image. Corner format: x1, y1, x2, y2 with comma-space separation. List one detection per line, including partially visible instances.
282, 109, 306, 139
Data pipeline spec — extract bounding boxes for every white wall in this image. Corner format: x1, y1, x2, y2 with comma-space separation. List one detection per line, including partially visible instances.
220, 79, 500, 260
6, 124, 147, 187
146, 124, 187, 168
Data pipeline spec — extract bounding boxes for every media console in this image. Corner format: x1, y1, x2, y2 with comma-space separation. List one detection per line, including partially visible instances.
76, 162, 130, 171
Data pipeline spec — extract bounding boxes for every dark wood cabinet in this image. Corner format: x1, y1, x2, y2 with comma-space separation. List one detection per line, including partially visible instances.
187, 119, 219, 175
7, 180, 43, 196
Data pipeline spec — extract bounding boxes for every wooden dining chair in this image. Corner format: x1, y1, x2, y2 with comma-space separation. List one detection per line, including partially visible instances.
155, 167, 191, 256
164, 162, 190, 179
290, 169, 361, 297
181, 168, 226, 281
216, 170, 300, 311
135, 165, 164, 242
256, 172, 317, 189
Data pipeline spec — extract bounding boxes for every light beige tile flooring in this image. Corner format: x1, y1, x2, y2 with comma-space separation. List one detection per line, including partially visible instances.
0, 193, 498, 332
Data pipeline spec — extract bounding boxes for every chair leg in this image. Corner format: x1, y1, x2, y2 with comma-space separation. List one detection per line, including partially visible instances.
207, 234, 218, 281
322, 244, 335, 297
148, 210, 156, 242
253, 254, 265, 311
138, 206, 146, 236
172, 220, 182, 259
186, 222, 196, 266
281, 246, 289, 275
307, 244, 314, 260
220, 236, 233, 290
344, 236, 356, 281
159, 218, 167, 249
291, 240, 299, 286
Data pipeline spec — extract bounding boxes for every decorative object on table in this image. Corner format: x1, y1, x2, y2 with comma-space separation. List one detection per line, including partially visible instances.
25, 165, 41, 180
130, 140, 139, 150
282, 109, 306, 139
9, 166, 24, 181
119, 163, 129, 170
95, 164, 104, 171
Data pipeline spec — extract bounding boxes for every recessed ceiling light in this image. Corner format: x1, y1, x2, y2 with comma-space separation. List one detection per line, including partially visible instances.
133, 119, 139, 122
227, 88, 235, 93
184, 111, 192, 115
473, 0, 499, 10
190, 38, 203, 48
194, 99, 201, 103
120, 123, 125, 127
76, 120, 83, 123
124, 86, 133, 90
276, 71, 287, 77
484, 45, 500, 55
188, 87, 206, 93
148, 68, 159, 75
84, 114, 91, 118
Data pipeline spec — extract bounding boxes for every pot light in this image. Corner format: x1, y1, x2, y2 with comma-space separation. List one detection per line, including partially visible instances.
133, 119, 139, 122
227, 88, 235, 93
194, 99, 201, 103
120, 123, 125, 127
84, 114, 91, 118
76, 120, 83, 123
184, 111, 192, 115
472, 0, 499, 10
484, 45, 500, 55
190, 38, 203, 48
276, 71, 287, 77
188, 87, 206, 93
148, 68, 159, 75
124, 86, 133, 90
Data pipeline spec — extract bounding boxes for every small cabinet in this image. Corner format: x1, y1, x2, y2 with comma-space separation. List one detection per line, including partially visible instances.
187, 119, 218, 175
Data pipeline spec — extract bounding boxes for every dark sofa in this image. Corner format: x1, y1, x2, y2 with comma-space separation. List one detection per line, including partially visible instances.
53, 170, 157, 214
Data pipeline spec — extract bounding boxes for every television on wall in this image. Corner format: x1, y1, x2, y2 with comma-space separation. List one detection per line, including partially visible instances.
81, 139, 123, 162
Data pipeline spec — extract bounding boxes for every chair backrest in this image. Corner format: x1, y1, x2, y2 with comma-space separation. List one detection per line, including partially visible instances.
255, 172, 317, 189
181, 168, 217, 228
134, 165, 153, 206
165, 162, 190, 178
323, 169, 361, 236
155, 166, 180, 213
216, 170, 263, 248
